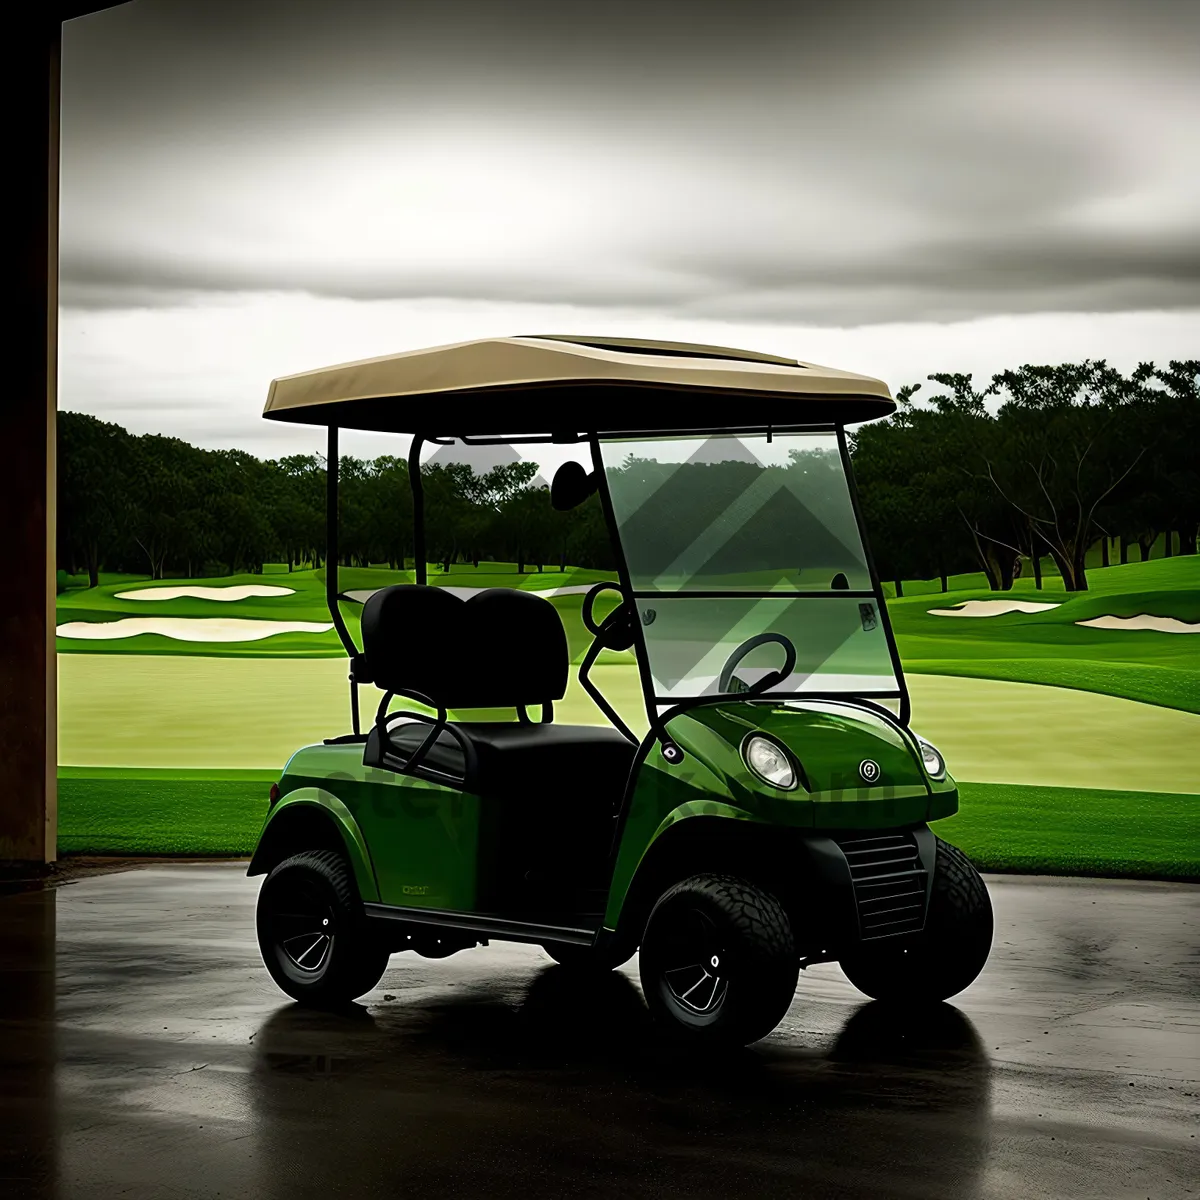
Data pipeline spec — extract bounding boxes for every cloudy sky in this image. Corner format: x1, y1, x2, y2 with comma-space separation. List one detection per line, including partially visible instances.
60, 0, 1199, 465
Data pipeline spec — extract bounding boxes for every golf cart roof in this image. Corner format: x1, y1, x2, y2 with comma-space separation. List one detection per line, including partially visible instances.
262, 335, 894, 435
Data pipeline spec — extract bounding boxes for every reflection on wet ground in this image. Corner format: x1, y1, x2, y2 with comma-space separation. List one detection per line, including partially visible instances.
1, 867, 1196, 1199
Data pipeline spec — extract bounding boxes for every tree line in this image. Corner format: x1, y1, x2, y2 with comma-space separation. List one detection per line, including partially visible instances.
850, 360, 1198, 593
56, 415, 614, 586
57, 358, 1196, 593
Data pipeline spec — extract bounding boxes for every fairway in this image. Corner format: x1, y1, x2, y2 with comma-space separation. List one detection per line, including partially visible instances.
58, 653, 1200, 793
57, 653, 647, 770
905, 675, 1200, 793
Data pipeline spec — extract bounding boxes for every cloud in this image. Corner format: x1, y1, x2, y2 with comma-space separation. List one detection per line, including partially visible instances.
60, 0, 1200, 325
53, 3, 1198, 473
57, 292, 1199, 463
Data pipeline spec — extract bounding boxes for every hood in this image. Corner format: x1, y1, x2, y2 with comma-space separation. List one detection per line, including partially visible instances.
673, 698, 927, 794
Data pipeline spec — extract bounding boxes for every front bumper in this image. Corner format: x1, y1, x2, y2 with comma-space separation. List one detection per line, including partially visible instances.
798, 824, 936, 954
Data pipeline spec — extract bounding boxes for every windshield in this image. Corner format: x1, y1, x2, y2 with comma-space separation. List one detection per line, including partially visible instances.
598, 431, 901, 702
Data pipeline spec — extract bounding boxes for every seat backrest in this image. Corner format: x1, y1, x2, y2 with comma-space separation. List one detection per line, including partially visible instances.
360, 584, 568, 710
462, 587, 569, 709
360, 584, 467, 705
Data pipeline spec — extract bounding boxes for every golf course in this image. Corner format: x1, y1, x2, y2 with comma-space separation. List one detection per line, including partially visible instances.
56, 553, 1199, 878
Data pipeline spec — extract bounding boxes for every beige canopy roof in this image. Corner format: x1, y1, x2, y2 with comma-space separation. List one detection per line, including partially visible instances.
262, 335, 894, 435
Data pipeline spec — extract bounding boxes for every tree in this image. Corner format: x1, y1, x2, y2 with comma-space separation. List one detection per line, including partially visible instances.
915, 374, 1028, 591
1143, 360, 1200, 556
498, 487, 556, 574
422, 462, 475, 573
980, 362, 1156, 591
851, 387, 978, 591
126, 434, 199, 579
270, 455, 326, 570
57, 411, 130, 588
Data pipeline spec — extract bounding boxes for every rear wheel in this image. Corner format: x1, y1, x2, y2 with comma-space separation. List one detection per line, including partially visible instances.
256, 850, 390, 1007
638, 874, 799, 1047
839, 838, 993, 1003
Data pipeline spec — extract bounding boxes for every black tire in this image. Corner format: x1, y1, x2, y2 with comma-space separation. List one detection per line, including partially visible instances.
839, 838, 993, 1004
638, 874, 799, 1047
256, 850, 390, 1007
541, 939, 635, 972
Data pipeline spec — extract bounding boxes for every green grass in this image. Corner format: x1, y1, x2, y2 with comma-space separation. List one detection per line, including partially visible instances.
56, 655, 648, 769
889, 557, 1200, 713
56, 769, 1199, 879
907, 659, 1199, 712
938, 783, 1200, 880
51, 556, 1199, 875
56, 561, 1199, 713
58, 768, 275, 855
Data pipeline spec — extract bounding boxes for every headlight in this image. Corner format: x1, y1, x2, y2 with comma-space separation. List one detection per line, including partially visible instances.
743, 735, 797, 790
918, 737, 946, 780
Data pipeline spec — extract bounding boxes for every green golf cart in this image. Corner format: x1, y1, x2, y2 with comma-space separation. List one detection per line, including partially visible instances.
248, 335, 993, 1046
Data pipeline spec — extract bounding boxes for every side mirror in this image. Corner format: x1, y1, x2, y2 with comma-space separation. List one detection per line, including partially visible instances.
551, 461, 598, 511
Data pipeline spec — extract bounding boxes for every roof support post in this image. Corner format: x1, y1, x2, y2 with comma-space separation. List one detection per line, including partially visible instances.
408, 435, 426, 585
326, 425, 363, 734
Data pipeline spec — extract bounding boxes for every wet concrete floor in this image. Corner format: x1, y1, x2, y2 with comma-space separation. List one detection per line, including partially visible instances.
1, 866, 1196, 1199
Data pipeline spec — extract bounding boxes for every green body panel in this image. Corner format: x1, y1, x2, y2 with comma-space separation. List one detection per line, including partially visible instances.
257, 784, 381, 903
258, 699, 957, 930
602, 699, 957, 930
683, 701, 921, 792
927, 774, 959, 823
276, 743, 483, 910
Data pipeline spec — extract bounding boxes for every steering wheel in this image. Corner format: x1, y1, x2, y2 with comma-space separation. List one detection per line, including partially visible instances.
717, 632, 797, 696
581, 581, 635, 651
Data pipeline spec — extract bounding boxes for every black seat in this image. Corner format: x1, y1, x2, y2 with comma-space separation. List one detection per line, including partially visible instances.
359, 584, 637, 798
379, 720, 636, 808
359, 584, 638, 912
360, 584, 568, 709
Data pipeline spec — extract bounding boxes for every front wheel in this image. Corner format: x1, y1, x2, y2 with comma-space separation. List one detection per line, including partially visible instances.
638, 874, 799, 1047
256, 850, 390, 1007
839, 838, 993, 1004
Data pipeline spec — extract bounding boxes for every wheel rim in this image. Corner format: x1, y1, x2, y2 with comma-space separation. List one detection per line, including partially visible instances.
270, 878, 335, 974
660, 907, 729, 1015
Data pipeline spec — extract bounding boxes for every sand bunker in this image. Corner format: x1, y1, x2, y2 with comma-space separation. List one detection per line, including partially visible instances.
1076, 614, 1199, 634
529, 584, 597, 598
342, 583, 598, 604
57, 618, 332, 643
114, 585, 296, 601
928, 600, 1062, 618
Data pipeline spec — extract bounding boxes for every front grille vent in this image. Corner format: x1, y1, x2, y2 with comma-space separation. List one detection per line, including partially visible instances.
836, 832, 928, 939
